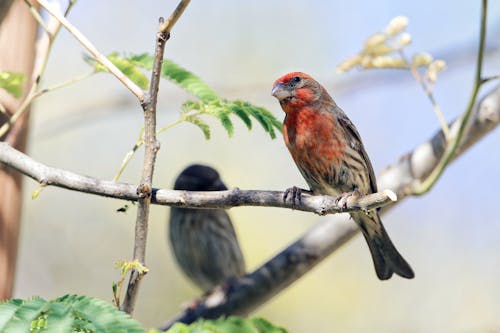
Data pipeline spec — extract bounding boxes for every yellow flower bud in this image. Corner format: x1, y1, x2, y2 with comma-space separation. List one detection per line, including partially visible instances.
364, 33, 387, 49
337, 55, 362, 73
426, 59, 447, 83
361, 56, 374, 68
385, 16, 409, 35
412, 52, 433, 67
398, 32, 412, 47
372, 56, 407, 68
365, 43, 393, 56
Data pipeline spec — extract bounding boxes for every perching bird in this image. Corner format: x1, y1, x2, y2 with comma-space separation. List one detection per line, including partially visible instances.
272, 72, 414, 280
168, 164, 245, 291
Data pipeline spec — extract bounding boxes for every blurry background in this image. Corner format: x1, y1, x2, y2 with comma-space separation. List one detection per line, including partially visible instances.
13, 0, 500, 332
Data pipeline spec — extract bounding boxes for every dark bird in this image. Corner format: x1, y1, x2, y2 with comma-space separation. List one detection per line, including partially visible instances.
168, 164, 246, 291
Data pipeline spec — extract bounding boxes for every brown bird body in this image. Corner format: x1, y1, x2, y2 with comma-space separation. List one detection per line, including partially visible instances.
272, 72, 414, 280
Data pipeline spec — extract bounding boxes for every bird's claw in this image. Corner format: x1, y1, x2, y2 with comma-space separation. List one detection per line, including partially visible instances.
284, 186, 308, 208
335, 190, 361, 210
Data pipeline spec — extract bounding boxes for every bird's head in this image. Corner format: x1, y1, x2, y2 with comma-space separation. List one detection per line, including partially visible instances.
174, 164, 227, 191
271, 72, 322, 110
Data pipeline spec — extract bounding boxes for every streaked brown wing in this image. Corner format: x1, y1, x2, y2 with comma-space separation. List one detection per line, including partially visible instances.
333, 106, 378, 194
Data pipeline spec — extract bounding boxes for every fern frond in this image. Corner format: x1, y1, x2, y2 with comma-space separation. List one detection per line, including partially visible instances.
0, 295, 144, 333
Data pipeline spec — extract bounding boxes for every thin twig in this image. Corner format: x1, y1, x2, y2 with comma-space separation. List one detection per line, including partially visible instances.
481, 74, 500, 84
411, 0, 488, 194
399, 50, 451, 140
36, 0, 145, 101
113, 117, 184, 181
23, 0, 51, 34
32, 71, 95, 99
120, 0, 191, 315
0, 0, 77, 138
159, 0, 191, 34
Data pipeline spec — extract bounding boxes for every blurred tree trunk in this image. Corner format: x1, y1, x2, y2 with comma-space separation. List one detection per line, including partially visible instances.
0, 0, 38, 300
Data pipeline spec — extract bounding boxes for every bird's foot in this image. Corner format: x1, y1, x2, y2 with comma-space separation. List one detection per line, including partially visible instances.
335, 190, 361, 210
283, 186, 311, 208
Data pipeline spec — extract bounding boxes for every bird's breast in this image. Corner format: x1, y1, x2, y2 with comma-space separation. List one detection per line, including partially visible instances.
283, 108, 346, 163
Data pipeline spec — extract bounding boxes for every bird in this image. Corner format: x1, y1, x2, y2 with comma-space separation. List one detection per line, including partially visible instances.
271, 72, 414, 280
168, 164, 246, 291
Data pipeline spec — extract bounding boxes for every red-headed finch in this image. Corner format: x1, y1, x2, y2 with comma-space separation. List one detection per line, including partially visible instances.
272, 72, 414, 280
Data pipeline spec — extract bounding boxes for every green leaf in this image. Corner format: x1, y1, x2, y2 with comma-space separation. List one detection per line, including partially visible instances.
108, 54, 149, 90
129, 53, 219, 102
44, 301, 73, 332
0, 295, 144, 333
227, 102, 252, 130
215, 110, 234, 137
242, 103, 282, 139
0, 298, 24, 332
161, 60, 219, 102
180, 98, 281, 139
2, 297, 48, 332
184, 115, 211, 139
85, 52, 282, 140
165, 316, 288, 333
129, 53, 155, 71
84, 53, 149, 90
0, 72, 26, 98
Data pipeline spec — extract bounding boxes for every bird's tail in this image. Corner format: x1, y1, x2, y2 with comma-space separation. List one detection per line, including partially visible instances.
353, 212, 414, 280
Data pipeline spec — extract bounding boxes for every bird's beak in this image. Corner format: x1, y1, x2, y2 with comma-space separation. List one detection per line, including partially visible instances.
271, 83, 291, 101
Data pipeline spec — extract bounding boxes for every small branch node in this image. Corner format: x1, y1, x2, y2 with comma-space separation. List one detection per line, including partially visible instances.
136, 184, 151, 198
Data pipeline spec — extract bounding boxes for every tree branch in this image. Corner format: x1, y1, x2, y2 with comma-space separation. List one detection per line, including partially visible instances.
159, 83, 500, 329
159, 0, 191, 34
0, 0, 76, 139
0, 141, 396, 214
35, 0, 145, 101
120, 0, 191, 315
409, 0, 489, 194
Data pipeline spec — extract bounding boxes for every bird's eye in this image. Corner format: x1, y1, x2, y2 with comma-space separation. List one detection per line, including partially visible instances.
292, 76, 301, 83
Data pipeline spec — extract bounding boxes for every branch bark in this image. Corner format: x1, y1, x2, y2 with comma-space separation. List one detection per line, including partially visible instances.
0, 141, 396, 214
120, 0, 191, 315
159, 83, 500, 329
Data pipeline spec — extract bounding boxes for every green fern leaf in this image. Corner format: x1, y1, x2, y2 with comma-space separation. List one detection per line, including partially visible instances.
0, 298, 21, 331
166, 316, 288, 333
107, 54, 149, 90
85, 52, 282, 140
0, 71, 26, 98
84, 53, 149, 90
238, 101, 282, 139
129, 53, 155, 70
161, 60, 219, 102
44, 302, 73, 332
216, 110, 234, 137
184, 115, 211, 139
180, 100, 204, 114
227, 101, 252, 130
0, 295, 144, 333
2, 297, 48, 332
128, 53, 218, 103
